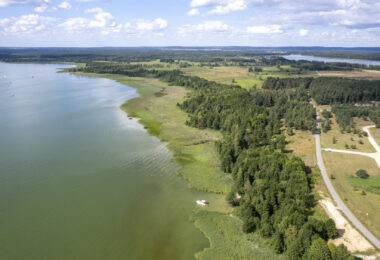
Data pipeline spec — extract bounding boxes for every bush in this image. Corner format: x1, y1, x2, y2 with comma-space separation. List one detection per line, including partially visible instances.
325, 219, 339, 239
322, 110, 332, 119
356, 169, 369, 179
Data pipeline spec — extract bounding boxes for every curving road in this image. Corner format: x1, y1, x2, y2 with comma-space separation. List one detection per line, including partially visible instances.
314, 110, 380, 249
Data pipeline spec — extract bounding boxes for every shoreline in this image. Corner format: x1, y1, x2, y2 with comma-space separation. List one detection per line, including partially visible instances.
73, 72, 283, 260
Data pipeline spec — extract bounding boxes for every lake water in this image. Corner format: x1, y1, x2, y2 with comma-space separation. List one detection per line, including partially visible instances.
283, 54, 380, 67
0, 63, 208, 260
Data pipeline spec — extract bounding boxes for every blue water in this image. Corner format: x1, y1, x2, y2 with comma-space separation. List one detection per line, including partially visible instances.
283, 54, 380, 67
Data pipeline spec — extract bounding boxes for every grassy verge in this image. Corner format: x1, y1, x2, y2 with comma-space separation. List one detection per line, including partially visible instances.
322, 152, 380, 239
74, 72, 278, 259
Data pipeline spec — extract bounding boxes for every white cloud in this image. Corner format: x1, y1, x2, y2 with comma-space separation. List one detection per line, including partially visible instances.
246, 24, 283, 34
188, 8, 200, 16
190, 0, 219, 7
0, 0, 53, 10
208, 0, 247, 14
59, 8, 167, 36
59, 8, 122, 34
33, 0, 71, 12
57, 1, 71, 10
136, 18, 167, 31
0, 0, 34, 8
34, 4, 48, 12
299, 29, 309, 36
179, 20, 229, 36
85, 7, 104, 13
0, 14, 54, 34
199, 21, 229, 31
189, 0, 248, 15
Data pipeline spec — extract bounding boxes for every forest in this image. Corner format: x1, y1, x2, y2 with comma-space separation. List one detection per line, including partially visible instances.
262, 76, 380, 132
332, 105, 380, 130
73, 62, 354, 259
310, 78, 380, 104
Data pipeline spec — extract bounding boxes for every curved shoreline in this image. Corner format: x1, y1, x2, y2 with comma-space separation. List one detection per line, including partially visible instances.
74, 72, 283, 260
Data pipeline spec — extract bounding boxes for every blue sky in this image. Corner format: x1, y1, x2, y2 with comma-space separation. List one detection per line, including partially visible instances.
0, 0, 380, 47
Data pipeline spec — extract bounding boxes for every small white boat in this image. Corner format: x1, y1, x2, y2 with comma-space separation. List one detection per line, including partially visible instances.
196, 200, 209, 206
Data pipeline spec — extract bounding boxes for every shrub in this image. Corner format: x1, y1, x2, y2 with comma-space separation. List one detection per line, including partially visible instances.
356, 169, 369, 179
325, 219, 339, 239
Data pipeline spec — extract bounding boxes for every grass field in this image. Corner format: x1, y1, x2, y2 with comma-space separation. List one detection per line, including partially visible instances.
317, 105, 376, 153
318, 69, 380, 79
322, 152, 380, 239
370, 127, 380, 145
286, 129, 317, 168
75, 72, 280, 259
182, 66, 298, 89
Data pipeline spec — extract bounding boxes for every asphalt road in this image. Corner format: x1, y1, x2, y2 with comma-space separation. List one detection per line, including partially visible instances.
314, 111, 380, 249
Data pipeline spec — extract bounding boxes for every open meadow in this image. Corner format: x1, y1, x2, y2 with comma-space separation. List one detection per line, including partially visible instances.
322, 152, 380, 239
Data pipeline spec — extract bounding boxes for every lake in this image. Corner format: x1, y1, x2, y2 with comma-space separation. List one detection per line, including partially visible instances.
283, 54, 380, 67
0, 63, 208, 260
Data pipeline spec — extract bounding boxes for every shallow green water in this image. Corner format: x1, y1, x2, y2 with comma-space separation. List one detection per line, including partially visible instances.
0, 63, 209, 260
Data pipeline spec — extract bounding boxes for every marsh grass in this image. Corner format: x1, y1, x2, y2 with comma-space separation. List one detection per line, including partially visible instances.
192, 210, 284, 260
75, 72, 275, 259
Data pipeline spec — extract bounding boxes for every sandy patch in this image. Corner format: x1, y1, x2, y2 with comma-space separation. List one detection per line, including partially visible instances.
319, 198, 374, 252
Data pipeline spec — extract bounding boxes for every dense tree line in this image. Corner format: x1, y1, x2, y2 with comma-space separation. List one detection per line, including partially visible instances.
73, 62, 353, 259
262, 77, 313, 90
332, 105, 380, 130
310, 77, 380, 104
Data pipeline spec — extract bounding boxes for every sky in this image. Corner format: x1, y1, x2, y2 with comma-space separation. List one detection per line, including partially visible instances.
0, 0, 380, 47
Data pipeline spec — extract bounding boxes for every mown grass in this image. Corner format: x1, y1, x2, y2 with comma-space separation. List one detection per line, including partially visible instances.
322, 152, 380, 239
370, 127, 380, 145
75, 72, 276, 259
